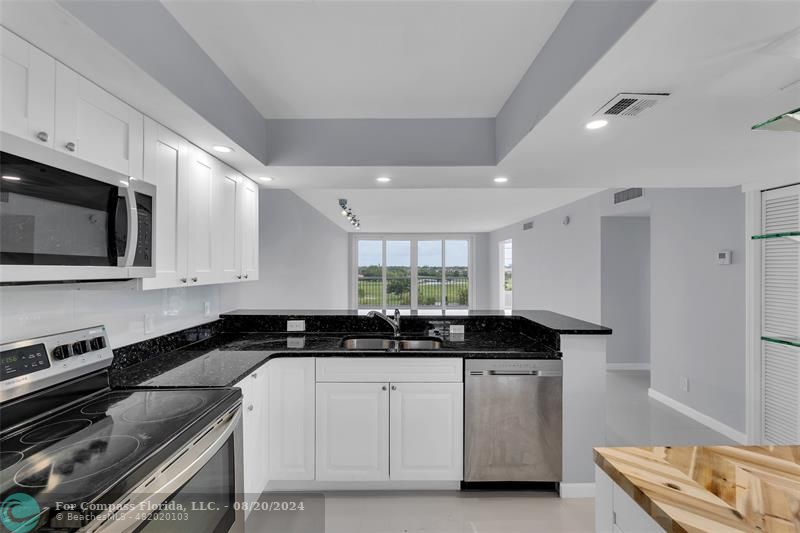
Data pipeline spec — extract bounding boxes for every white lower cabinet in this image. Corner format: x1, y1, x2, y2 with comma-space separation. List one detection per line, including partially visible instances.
595, 466, 663, 533
389, 382, 463, 480
268, 358, 316, 480
316, 382, 389, 481
236, 368, 268, 518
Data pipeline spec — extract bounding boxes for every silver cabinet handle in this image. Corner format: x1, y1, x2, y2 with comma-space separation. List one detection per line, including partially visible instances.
247, 404, 254, 411
36, 131, 49, 142
391, 385, 397, 391
244, 274, 249, 279
236, 275, 242, 279
180, 278, 187, 283
381, 385, 387, 391
251, 373, 257, 379
191, 277, 198, 282
65, 141, 76, 152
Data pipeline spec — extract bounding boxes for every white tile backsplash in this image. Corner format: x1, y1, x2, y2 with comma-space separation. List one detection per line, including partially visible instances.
0, 282, 221, 347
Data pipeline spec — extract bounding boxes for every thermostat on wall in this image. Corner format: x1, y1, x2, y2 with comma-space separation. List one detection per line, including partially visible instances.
717, 250, 732, 265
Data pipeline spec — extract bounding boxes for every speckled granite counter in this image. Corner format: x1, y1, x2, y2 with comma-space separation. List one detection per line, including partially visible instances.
594, 445, 800, 532
111, 330, 558, 388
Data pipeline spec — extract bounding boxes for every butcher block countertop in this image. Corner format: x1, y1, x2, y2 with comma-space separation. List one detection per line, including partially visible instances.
594, 445, 800, 532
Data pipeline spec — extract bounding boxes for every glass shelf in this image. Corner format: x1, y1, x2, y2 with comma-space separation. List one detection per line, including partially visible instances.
762, 336, 800, 349
751, 231, 800, 242
752, 107, 800, 132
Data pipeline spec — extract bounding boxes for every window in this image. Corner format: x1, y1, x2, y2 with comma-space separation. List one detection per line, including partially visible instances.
500, 239, 512, 310
354, 237, 472, 310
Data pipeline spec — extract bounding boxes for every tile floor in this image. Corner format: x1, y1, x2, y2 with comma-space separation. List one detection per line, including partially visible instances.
247, 370, 732, 533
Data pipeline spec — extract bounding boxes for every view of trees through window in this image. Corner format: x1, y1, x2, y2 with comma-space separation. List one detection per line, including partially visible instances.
357, 238, 470, 309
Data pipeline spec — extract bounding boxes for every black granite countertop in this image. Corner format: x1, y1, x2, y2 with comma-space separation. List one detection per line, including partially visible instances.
111, 330, 558, 388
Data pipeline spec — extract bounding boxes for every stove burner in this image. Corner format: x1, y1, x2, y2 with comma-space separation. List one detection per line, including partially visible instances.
19, 419, 93, 444
14, 435, 140, 488
0, 451, 23, 470
121, 393, 205, 423
80, 393, 136, 415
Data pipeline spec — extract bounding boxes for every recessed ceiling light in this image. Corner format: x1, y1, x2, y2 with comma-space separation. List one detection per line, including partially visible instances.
376, 176, 391, 183
493, 176, 508, 183
585, 119, 608, 130
212, 145, 233, 153
259, 176, 273, 182
1, 175, 21, 181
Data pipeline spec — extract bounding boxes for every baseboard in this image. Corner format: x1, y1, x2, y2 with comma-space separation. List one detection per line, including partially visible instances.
265, 480, 461, 491
558, 482, 595, 499
607, 363, 650, 371
648, 388, 748, 444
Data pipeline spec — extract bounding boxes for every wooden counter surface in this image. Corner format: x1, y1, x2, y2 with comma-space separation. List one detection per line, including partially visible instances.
594, 445, 800, 532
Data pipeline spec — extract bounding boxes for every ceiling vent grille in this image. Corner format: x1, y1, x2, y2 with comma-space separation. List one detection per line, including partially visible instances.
523, 221, 534, 231
596, 93, 669, 118
614, 188, 644, 204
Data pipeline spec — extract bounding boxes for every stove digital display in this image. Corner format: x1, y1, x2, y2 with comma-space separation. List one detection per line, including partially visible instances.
0, 343, 50, 381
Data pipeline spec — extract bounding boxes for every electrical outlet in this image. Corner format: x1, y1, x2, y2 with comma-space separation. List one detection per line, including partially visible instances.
144, 314, 156, 335
203, 301, 211, 317
449, 324, 465, 335
287, 320, 305, 332
680, 376, 690, 392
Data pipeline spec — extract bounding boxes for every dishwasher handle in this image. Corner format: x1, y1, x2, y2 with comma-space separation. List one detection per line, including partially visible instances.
469, 369, 562, 377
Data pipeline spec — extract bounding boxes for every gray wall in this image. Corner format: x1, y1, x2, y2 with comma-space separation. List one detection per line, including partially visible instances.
649, 188, 746, 432
221, 190, 349, 310
488, 187, 746, 433
601, 217, 651, 367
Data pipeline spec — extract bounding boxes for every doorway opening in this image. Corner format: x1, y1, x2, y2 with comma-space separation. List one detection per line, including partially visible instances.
499, 239, 512, 311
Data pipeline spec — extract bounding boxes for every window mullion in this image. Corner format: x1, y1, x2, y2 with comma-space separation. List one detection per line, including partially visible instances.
410, 239, 418, 310
382, 239, 387, 310
441, 239, 446, 310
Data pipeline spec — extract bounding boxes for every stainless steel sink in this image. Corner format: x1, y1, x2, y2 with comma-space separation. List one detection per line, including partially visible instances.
340, 336, 443, 351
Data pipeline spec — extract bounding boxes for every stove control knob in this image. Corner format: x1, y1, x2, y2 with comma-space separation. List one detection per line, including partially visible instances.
72, 340, 90, 355
90, 337, 106, 350
53, 344, 72, 360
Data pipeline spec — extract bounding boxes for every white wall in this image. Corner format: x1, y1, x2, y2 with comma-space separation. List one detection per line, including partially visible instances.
488, 187, 746, 433
0, 283, 221, 348
221, 189, 349, 310
601, 217, 651, 368
648, 188, 746, 433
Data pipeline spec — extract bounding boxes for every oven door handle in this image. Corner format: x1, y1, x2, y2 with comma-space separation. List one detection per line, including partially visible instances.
89, 404, 242, 533
117, 184, 138, 268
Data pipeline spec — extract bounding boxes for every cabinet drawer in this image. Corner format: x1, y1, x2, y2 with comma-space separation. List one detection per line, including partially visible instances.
316, 358, 463, 383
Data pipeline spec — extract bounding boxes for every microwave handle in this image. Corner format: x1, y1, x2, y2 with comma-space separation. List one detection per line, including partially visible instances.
118, 184, 138, 268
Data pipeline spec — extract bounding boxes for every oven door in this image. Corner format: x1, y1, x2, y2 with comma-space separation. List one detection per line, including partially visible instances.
0, 133, 154, 283
89, 404, 244, 533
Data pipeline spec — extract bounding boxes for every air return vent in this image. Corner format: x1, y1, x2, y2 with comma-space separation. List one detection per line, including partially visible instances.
614, 188, 643, 204
596, 93, 669, 117
523, 221, 534, 231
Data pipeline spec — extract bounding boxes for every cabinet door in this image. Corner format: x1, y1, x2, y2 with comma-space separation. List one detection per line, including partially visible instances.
183, 145, 214, 285
54, 63, 143, 178
268, 358, 315, 480
214, 165, 241, 283
239, 179, 259, 281
389, 382, 463, 480
238, 369, 268, 517
0, 28, 55, 147
316, 382, 389, 481
141, 119, 188, 289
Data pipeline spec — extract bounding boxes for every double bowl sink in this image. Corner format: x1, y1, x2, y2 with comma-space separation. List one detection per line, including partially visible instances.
340, 336, 443, 351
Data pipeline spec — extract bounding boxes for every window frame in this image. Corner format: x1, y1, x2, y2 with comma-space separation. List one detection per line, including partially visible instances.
350, 234, 475, 311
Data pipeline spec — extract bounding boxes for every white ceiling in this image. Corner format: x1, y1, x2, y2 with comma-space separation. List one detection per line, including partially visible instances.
294, 188, 600, 233
162, 0, 571, 119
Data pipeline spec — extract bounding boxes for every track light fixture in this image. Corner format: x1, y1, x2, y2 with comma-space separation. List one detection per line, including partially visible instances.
338, 199, 361, 230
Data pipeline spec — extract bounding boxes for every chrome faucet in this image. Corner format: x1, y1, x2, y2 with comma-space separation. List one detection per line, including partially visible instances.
367, 309, 401, 337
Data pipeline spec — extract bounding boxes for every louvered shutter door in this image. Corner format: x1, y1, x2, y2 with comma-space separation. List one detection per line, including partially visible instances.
761, 184, 800, 443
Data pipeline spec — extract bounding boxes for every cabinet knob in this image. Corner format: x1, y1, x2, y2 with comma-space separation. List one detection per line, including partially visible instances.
180, 278, 187, 283
247, 404, 254, 411
36, 131, 49, 142
381, 385, 387, 391
244, 274, 249, 279
236, 275, 242, 279
391, 385, 397, 391
191, 277, 198, 282
65, 142, 76, 152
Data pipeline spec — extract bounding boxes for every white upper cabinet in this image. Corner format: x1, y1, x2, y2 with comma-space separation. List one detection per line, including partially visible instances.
54, 63, 143, 179
389, 383, 463, 481
215, 166, 241, 283
1, 28, 55, 148
141, 118, 188, 290
316, 382, 390, 481
184, 145, 215, 285
240, 179, 260, 281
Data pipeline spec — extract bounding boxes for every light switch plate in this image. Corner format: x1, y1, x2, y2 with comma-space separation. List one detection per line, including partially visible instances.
287, 337, 305, 349
203, 301, 211, 317
144, 314, 156, 335
287, 320, 306, 332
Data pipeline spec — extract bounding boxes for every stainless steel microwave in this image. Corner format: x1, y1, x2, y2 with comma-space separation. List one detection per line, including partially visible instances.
0, 133, 155, 283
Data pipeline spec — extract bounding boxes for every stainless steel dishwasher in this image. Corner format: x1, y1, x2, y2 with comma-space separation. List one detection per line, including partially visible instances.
464, 359, 562, 483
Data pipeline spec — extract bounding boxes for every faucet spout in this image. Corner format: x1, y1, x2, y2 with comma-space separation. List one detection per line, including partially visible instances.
367, 309, 401, 337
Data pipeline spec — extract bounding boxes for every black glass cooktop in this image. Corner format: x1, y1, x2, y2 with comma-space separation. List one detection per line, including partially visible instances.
0, 388, 238, 517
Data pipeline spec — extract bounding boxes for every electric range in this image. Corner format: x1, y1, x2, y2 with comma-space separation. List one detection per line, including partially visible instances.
0, 326, 244, 533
